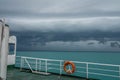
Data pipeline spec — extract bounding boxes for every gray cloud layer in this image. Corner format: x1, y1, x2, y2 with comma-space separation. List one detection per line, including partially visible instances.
1, 0, 120, 51
10, 30, 120, 51
8, 17, 120, 32
0, 0, 119, 33
1, 0, 120, 18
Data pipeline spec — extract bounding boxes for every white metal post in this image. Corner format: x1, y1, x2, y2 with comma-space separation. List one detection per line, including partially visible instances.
46, 60, 48, 73
86, 63, 88, 79
36, 59, 37, 71
119, 66, 120, 78
39, 60, 41, 71
60, 61, 62, 75
20, 57, 23, 71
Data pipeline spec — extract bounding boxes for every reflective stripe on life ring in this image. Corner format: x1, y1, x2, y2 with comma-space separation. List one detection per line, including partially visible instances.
63, 61, 76, 74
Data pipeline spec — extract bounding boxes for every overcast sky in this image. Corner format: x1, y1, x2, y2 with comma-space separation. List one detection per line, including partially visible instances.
1, 0, 120, 51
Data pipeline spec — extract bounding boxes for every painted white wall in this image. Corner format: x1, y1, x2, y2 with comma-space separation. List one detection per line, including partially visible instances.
0, 22, 2, 49
8, 36, 17, 65
7, 55, 16, 65
0, 21, 9, 80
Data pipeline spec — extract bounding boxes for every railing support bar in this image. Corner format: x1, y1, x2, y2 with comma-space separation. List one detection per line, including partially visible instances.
20, 57, 23, 71
39, 60, 41, 71
36, 59, 37, 71
86, 63, 88, 79
45, 60, 48, 73
119, 66, 120, 78
24, 58, 33, 72
60, 61, 62, 75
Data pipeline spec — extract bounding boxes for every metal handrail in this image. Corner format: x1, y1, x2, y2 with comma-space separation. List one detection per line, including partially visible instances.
16, 56, 120, 79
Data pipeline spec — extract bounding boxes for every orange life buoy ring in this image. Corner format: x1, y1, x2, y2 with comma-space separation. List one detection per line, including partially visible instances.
63, 61, 76, 74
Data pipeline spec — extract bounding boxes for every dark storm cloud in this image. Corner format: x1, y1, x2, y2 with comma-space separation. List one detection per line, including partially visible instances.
1, 0, 120, 51
10, 30, 120, 51
11, 30, 120, 42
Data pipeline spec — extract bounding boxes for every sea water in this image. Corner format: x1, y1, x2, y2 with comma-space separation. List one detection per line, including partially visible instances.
15, 51, 120, 80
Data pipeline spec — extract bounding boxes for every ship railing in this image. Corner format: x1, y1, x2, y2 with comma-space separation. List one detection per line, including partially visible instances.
16, 56, 120, 80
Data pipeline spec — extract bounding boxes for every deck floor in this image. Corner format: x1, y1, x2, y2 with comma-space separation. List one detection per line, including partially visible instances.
7, 68, 87, 80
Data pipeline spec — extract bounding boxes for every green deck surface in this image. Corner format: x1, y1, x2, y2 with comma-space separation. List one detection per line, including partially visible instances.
7, 66, 97, 80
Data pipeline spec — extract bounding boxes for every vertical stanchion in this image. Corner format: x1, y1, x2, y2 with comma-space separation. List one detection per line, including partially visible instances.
46, 60, 48, 73
36, 59, 37, 71
119, 66, 120, 79
20, 57, 23, 71
60, 61, 62, 75
39, 60, 41, 71
86, 63, 88, 79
